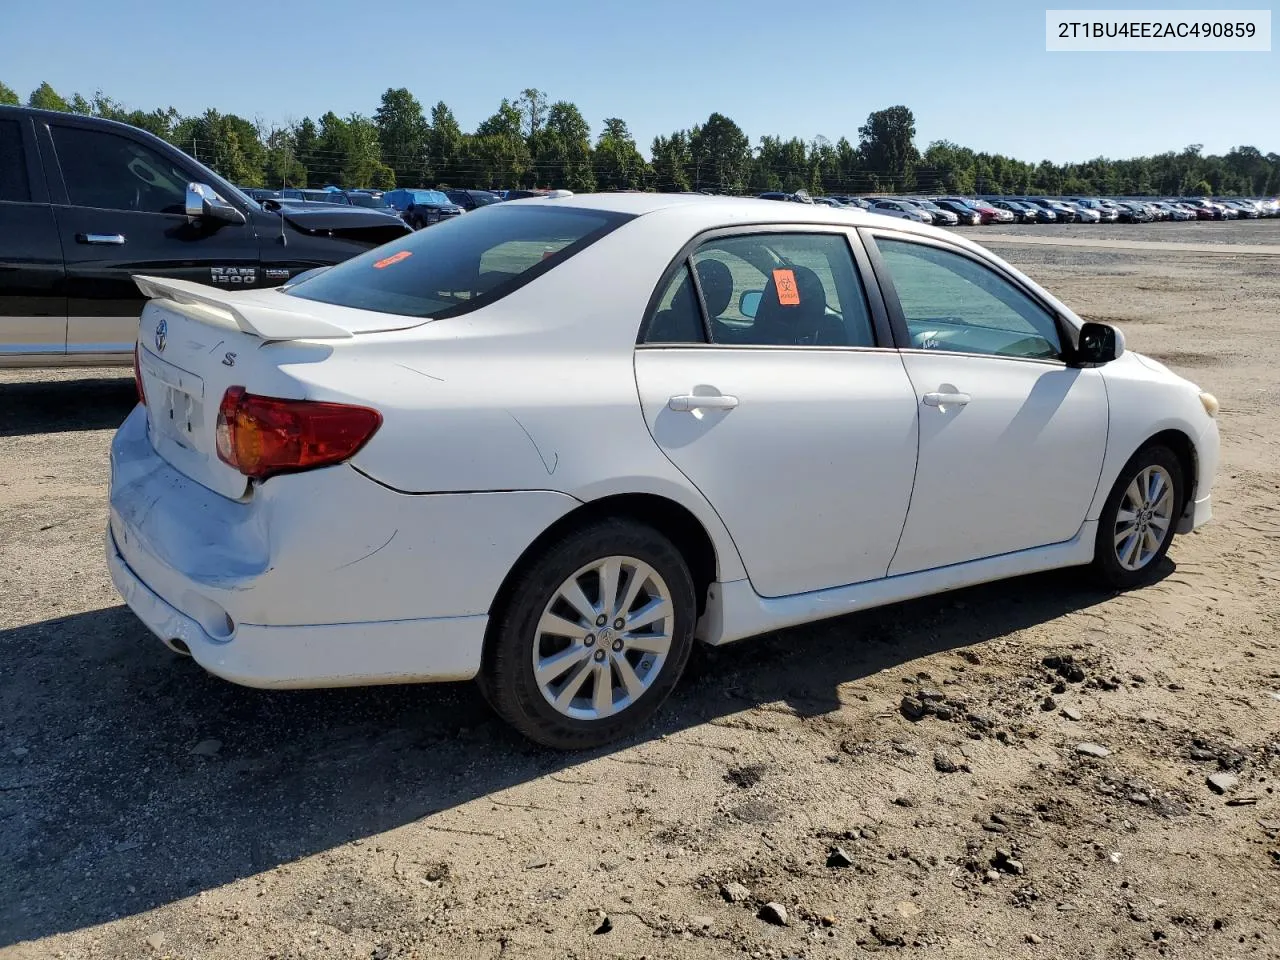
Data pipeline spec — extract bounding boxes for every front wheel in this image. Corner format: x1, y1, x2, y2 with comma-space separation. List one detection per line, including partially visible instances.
1091, 445, 1184, 590
479, 520, 697, 750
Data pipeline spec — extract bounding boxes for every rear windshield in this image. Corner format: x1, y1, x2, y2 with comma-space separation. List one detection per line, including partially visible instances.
411, 190, 449, 204
286, 204, 633, 320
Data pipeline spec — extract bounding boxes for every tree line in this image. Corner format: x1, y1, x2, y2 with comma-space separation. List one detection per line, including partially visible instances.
3, 80, 1277, 197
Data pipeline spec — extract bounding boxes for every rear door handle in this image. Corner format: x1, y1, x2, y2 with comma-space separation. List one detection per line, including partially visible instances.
668, 393, 739, 412
923, 391, 971, 407
77, 233, 126, 245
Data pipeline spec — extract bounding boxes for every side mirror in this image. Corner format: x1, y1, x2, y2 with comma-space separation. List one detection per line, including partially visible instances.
186, 182, 247, 226
739, 290, 762, 318
1070, 321, 1125, 367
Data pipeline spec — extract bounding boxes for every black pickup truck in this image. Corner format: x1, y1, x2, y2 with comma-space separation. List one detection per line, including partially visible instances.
0, 106, 410, 367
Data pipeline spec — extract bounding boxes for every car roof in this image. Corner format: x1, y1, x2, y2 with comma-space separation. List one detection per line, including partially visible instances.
508, 191, 982, 247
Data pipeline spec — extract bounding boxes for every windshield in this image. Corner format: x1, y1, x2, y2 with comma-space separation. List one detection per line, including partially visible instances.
348, 194, 390, 209
286, 204, 633, 321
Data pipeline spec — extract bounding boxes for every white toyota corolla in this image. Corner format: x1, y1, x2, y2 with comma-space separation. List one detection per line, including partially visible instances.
108, 194, 1219, 748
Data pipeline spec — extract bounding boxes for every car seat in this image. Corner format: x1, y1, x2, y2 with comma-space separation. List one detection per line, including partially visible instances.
748, 264, 845, 346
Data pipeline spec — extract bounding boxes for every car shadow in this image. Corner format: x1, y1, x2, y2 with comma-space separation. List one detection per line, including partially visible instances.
0, 375, 136, 437
0, 563, 1161, 947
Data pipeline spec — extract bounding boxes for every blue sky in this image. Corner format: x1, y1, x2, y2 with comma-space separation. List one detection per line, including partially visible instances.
2, 0, 1274, 161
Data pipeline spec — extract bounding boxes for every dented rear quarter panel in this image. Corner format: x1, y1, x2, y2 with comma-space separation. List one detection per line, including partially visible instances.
110, 406, 580, 627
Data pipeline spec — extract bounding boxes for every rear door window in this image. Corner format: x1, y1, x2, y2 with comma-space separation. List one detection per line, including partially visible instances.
646, 232, 877, 348
0, 119, 31, 203
287, 205, 632, 320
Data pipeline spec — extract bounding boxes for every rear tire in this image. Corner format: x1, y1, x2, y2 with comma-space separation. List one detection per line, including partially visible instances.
1091, 444, 1184, 590
479, 519, 697, 750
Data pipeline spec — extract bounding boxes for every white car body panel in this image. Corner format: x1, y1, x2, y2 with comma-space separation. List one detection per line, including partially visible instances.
704, 522, 1098, 645
108, 406, 579, 683
108, 193, 1220, 691
634, 346, 919, 596
107, 533, 487, 688
889, 354, 1108, 574
1091, 350, 1219, 529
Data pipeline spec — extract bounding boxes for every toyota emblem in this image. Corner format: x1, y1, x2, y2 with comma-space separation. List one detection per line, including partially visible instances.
154, 317, 167, 353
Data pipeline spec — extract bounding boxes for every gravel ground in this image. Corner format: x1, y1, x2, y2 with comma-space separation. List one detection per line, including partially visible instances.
957, 216, 1280, 246
2, 222, 1279, 959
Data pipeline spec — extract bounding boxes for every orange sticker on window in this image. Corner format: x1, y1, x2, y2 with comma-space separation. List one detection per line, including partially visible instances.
541, 249, 556, 261
772, 268, 800, 305
374, 250, 413, 269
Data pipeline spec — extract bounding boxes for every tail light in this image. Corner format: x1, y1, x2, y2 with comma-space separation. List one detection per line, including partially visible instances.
215, 387, 382, 481
133, 342, 146, 406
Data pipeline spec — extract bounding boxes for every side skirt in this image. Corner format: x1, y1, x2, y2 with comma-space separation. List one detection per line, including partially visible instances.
696, 523, 1097, 646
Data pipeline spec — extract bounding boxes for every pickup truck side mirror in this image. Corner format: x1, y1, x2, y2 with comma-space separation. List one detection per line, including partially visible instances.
186, 182, 247, 226
1068, 321, 1125, 367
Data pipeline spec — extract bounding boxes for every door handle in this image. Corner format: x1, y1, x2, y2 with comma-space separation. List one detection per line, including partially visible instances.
923, 391, 971, 407
77, 233, 126, 245
668, 393, 739, 412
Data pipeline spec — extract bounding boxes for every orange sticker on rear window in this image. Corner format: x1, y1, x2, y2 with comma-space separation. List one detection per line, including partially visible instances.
772, 268, 800, 305
374, 250, 413, 269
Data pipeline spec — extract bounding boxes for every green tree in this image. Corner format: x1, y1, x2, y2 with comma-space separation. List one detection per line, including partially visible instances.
426, 101, 464, 186
517, 88, 548, 139
311, 112, 349, 186
749, 135, 786, 193
27, 81, 69, 112
688, 113, 750, 194
832, 137, 864, 194
651, 132, 692, 192
530, 100, 595, 191
263, 126, 307, 187
311, 112, 391, 188
858, 105, 918, 191
291, 118, 318, 178
0, 81, 18, 106
471, 99, 530, 187
594, 118, 645, 190
177, 110, 267, 185
374, 87, 428, 186
921, 140, 976, 195
1224, 145, 1270, 195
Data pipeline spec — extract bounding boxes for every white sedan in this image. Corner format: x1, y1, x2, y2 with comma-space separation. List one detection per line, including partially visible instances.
108, 194, 1219, 748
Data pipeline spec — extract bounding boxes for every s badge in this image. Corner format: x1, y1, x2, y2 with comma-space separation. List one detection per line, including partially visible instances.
154, 317, 167, 353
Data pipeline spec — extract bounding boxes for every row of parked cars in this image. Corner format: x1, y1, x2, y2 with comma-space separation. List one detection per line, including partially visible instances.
758, 189, 1280, 226
240, 185, 576, 229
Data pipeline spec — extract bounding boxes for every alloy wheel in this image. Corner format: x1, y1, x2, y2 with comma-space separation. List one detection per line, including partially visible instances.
532, 556, 674, 721
1113, 465, 1175, 571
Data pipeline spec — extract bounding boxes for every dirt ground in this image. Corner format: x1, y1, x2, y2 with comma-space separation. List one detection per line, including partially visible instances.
2, 220, 1278, 960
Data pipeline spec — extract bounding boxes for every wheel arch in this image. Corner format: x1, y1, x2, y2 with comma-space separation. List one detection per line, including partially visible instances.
1141, 428, 1198, 515
484, 493, 721, 646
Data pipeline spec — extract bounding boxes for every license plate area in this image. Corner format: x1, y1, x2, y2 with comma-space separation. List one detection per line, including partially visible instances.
141, 350, 206, 451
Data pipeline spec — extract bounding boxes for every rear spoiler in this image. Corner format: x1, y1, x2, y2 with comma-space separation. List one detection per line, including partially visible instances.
132, 275, 354, 341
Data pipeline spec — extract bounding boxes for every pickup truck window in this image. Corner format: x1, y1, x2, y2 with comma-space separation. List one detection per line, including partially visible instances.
51, 125, 189, 215
0, 120, 30, 203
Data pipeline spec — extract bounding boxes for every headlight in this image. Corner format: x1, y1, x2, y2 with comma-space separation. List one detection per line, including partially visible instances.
1199, 392, 1220, 418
